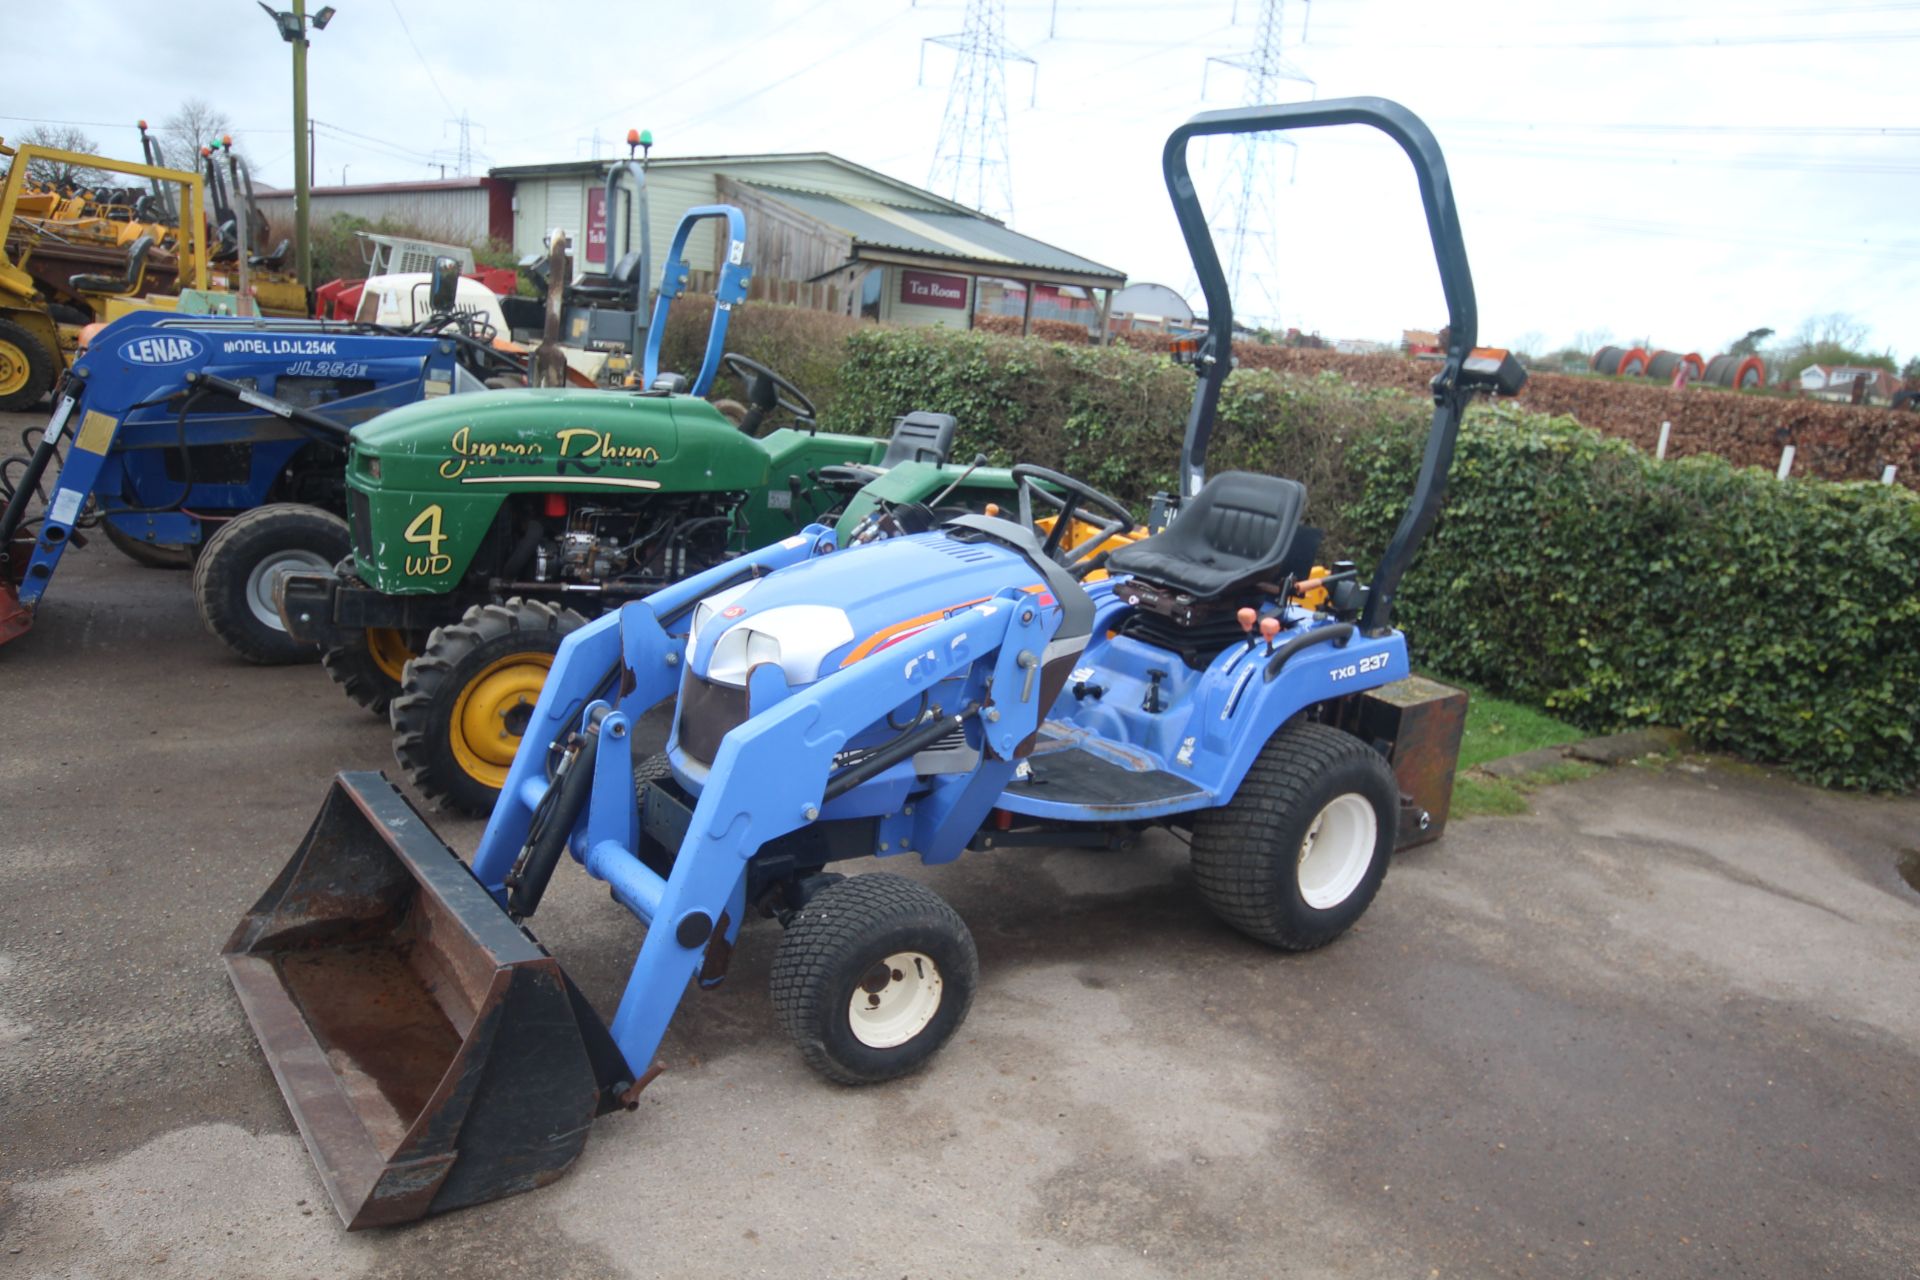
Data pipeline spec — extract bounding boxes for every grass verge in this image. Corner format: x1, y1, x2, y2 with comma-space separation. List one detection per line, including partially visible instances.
1447, 682, 1597, 818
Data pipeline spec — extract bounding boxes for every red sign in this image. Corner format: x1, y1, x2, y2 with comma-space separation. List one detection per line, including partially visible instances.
585, 188, 607, 266
900, 269, 968, 310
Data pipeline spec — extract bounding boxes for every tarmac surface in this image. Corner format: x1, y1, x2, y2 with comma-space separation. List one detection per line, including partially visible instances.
2, 422, 1917, 1278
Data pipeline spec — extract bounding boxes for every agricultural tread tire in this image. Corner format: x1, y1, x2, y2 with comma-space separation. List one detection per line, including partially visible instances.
0, 317, 55, 413
1188, 721, 1398, 951
101, 520, 192, 570
190, 503, 349, 665
770, 873, 977, 1086
322, 634, 404, 718
391, 597, 586, 815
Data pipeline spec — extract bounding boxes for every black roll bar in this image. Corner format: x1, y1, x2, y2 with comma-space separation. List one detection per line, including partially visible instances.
1162, 96, 1479, 636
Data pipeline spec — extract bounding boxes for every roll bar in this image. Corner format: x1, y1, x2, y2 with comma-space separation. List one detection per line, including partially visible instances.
604, 156, 651, 360
1162, 96, 1490, 635
640, 204, 752, 397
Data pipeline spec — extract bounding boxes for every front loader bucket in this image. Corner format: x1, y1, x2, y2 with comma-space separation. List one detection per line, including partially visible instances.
0, 580, 29, 646
223, 772, 634, 1229
1, 531, 34, 646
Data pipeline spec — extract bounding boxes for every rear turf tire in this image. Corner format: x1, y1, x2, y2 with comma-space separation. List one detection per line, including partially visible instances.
770, 873, 977, 1086
101, 520, 192, 570
190, 504, 349, 664
1189, 721, 1398, 951
390, 598, 586, 815
321, 627, 419, 717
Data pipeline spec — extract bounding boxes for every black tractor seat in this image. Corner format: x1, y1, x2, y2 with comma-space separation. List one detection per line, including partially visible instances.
70, 234, 155, 297
249, 237, 291, 269
568, 250, 644, 305
1107, 470, 1307, 601
816, 411, 958, 487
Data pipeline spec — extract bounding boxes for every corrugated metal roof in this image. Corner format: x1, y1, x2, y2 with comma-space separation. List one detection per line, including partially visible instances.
748, 183, 1124, 283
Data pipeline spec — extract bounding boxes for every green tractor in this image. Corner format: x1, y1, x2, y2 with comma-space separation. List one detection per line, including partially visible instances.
283, 357, 1021, 815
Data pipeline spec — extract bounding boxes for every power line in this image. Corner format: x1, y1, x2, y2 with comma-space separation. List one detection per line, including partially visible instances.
504, 0, 841, 147
1309, 27, 1920, 50
923, 0, 1035, 222
1202, 0, 1314, 327
668, 10, 918, 137
1441, 118, 1920, 138
387, 0, 457, 114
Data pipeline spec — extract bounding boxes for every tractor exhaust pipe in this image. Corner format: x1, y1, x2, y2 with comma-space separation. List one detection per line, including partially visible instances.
223, 772, 634, 1228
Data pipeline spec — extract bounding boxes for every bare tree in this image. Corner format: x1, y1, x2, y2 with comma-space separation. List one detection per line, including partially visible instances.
13, 124, 103, 187
1510, 330, 1547, 360
1572, 327, 1613, 356
1794, 312, 1870, 351
160, 97, 251, 173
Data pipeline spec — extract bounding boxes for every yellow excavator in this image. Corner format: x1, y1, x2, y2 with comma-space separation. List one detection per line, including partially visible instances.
0, 125, 215, 410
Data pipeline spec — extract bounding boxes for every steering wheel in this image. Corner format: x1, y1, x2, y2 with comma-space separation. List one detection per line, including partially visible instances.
1009, 464, 1136, 579
720, 353, 816, 430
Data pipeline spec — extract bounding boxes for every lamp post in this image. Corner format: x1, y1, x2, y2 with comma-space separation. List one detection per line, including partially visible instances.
258, 1, 336, 287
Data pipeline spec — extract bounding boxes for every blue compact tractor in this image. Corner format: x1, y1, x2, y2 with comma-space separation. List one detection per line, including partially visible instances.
225, 98, 1524, 1228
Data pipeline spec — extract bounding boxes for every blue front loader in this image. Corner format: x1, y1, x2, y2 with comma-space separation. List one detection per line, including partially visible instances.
0, 310, 489, 647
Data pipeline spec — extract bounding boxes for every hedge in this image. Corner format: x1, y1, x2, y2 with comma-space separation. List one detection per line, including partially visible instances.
679, 310, 1920, 790
1347, 407, 1920, 791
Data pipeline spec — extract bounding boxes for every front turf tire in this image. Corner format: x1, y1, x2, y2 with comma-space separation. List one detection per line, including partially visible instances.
190, 504, 349, 664
390, 598, 585, 815
770, 873, 977, 1086
1189, 721, 1398, 951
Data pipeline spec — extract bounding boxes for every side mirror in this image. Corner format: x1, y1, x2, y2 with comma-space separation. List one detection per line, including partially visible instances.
428, 255, 460, 316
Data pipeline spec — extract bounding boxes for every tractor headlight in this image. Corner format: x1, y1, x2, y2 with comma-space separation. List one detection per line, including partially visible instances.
700, 604, 855, 688
686, 580, 760, 655
707, 627, 785, 686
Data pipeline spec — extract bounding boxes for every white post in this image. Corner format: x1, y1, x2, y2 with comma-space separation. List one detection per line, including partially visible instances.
1883, 464, 1898, 486
1656, 420, 1671, 460
1777, 445, 1796, 480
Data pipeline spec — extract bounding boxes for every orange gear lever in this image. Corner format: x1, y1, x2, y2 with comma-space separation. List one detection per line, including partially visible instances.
1258, 616, 1281, 648
1236, 606, 1256, 634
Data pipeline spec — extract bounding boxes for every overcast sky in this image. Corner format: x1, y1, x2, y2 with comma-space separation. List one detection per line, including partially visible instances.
7, 0, 1916, 360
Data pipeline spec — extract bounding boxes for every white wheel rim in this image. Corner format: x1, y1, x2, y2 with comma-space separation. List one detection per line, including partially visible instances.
1297, 793, 1377, 910
246, 547, 331, 631
848, 950, 943, 1049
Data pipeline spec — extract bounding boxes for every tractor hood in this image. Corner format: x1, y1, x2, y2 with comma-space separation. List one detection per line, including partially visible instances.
685, 531, 1051, 689
349, 388, 775, 496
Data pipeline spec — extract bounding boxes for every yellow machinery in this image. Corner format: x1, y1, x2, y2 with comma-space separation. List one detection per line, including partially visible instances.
0, 136, 210, 409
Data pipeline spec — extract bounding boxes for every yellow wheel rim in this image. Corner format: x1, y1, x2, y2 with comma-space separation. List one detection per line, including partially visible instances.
448, 651, 554, 787
0, 339, 29, 397
365, 628, 414, 683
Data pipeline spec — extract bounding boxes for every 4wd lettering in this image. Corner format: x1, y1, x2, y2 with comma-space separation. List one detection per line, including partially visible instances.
402, 503, 453, 575
1327, 652, 1391, 681
439, 425, 544, 479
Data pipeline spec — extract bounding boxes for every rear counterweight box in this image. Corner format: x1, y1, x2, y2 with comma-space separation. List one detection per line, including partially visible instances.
1345, 676, 1468, 850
